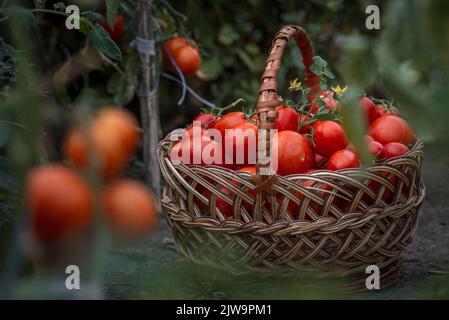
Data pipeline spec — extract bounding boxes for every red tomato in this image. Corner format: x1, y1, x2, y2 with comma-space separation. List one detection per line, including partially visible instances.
273, 131, 314, 176
369, 115, 416, 145
367, 140, 386, 160
312, 121, 349, 158
64, 108, 140, 179
273, 106, 299, 131
193, 113, 219, 129
101, 15, 125, 42
26, 165, 93, 243
170, 134, 231, 167
227, 120, 258, 165
370, 104, 400, 123
384, 142, 410, 159
163, 37, 188, 62
103, 180, 159, 238
214, 112, 246, 134
327, 150, 360, 171
171, 45, 201, 78
359, 97, 376, 123
252, 107, 300, 132
216, 115, 258, 166
163, 37, 201, 78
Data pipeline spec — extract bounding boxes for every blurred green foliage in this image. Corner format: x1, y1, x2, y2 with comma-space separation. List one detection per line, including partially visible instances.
158, 0, 387, 132
1, 0, 449, 299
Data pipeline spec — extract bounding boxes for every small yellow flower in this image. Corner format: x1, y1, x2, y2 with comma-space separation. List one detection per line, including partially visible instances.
288, 78, 302, 92
331, 84, 348, 96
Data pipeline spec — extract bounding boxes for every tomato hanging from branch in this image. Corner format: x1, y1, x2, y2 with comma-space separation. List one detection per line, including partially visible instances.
163, 37, 201, 78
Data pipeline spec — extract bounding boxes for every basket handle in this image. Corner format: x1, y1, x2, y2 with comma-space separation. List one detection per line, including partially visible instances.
254, 26, 319, 193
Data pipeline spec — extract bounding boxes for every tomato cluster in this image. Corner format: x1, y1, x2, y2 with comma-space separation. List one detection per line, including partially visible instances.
170, 95, 416, 219
163, 37, 201, 78
26, 108, 159, 244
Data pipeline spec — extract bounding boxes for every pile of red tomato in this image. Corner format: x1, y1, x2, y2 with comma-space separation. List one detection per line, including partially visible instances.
169, 92, 417, 219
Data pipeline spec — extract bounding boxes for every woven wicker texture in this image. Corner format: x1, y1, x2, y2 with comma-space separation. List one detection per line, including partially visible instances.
157, 25, 425, 288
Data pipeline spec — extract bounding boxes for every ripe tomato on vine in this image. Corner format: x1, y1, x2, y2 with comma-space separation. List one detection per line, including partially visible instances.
163, 37, 201, 78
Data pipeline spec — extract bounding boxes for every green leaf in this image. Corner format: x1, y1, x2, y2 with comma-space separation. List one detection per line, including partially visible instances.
106, 0, 120, 27
82, 11, 104, 23
312, 56, 328, 67
79, 17, 93, 35
89, 25, 122, 61
0, 123, 11, 147
323, 67, 335, 79
200, 56, 223, 81
309, 64, 322, 75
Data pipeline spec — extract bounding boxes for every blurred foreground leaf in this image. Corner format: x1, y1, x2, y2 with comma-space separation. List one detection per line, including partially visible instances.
89, 25, 122, 61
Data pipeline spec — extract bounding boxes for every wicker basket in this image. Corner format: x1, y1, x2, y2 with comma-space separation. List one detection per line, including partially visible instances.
158, 25, 425, 290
